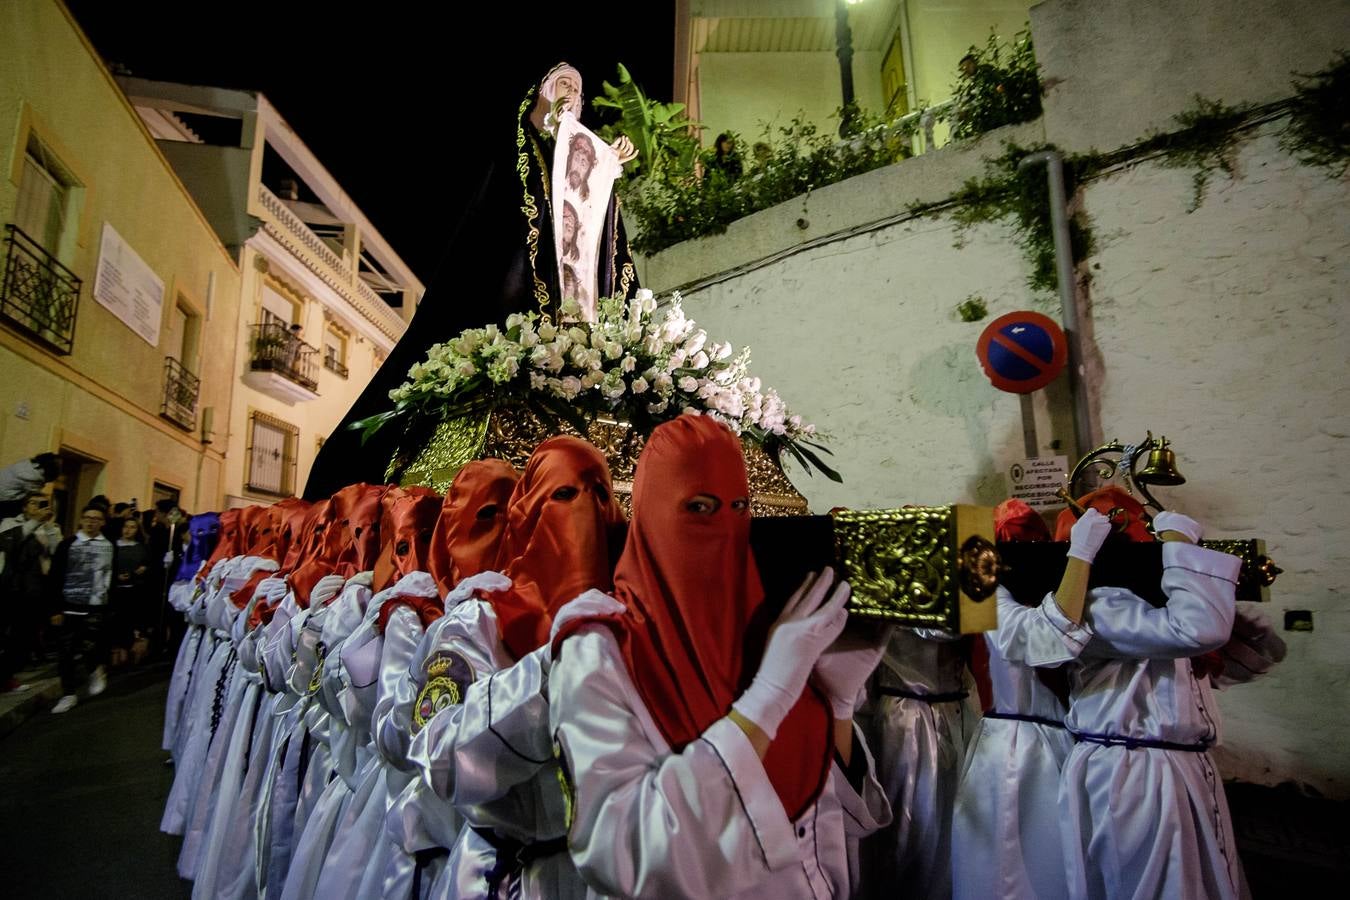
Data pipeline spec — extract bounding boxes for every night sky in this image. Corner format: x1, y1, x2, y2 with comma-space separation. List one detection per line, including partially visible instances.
64, 1, 676, 284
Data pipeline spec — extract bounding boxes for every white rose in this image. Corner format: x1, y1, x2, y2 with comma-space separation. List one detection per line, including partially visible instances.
677, 375, 699, 393
520, 331, 540, 348
538, 322, 558, 341
560, 376, 583, 399
689, 351, 710, 370
529, 371, 548, 390
654, 373, 674, 394
683, 330, 707, 356
630, 376, 649, 395
581, 370, 604, 389
621, 355, 637, 373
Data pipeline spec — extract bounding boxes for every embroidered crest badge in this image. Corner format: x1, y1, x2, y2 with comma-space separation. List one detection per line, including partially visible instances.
413, 650, 475, 732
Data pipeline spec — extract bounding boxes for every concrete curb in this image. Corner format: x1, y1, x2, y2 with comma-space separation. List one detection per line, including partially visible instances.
0, 667, 63, 738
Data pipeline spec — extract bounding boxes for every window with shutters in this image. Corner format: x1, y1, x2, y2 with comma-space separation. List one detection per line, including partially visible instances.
245, 410, 299, 496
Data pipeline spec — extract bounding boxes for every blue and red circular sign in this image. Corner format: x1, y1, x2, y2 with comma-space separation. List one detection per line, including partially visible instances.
976, 311, 1068, 394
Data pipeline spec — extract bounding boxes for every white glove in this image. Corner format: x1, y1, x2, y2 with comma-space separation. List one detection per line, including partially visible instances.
310, 573, 349, 607
733, 568, 850, 739
813, 623, 892, 719
1067, 508, 1113, 563
1152, 511, 1203, 543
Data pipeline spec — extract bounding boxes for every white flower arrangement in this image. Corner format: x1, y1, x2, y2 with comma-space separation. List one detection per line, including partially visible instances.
358, 290, 839, 480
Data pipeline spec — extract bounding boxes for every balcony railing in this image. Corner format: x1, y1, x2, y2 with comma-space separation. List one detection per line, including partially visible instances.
323, 353, 349, 378
160, 356, 200, 431
249, 321, 319, 392
1, 224, 81, 354
255, 184, 406, 342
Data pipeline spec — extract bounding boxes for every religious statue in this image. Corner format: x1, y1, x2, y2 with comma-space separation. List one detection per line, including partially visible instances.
306, 62, 643, 498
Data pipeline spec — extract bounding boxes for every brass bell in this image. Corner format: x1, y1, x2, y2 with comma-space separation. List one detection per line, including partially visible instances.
1136, 437, 1186, 486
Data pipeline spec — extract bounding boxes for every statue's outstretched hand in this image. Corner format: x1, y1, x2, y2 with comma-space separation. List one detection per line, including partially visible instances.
610, 135, 637, 165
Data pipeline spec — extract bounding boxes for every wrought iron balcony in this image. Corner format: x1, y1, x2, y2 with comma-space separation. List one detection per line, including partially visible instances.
1, 224, 81, 354
323, 352, 349, 378
248, 321, 319, 393
160, 356, 200, 431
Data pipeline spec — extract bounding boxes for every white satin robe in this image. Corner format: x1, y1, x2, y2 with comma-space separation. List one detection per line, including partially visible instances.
311, 572, 438, 900
1056, 541, 1242, 900
404, 571, 568, 900
282, 574, 379, 900
864, 626, 980, 899
164, 566, 208, 753
260, 577, 349, 899
193, 576, 291, 897
550, 590, 892, 900
177, 557, 278, 879
953, 587, 1091, 900
162, 555, 259, 835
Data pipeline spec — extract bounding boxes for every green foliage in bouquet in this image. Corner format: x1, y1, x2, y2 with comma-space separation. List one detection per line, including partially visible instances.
351, 292, 841, 482
949, 29, 1043, 141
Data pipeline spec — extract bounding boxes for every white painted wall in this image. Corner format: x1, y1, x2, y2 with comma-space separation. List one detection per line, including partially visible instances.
1083, 126, 1350, 795
1030, 0, 1350, 154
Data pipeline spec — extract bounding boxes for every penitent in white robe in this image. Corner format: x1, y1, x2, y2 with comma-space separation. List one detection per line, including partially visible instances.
310, 572, 438, 900
406, 571, 576, 900
864, 626, 980, 899
952, 587, 1090, 900
550, 590, 891, 900
1055, 541, 1242, 900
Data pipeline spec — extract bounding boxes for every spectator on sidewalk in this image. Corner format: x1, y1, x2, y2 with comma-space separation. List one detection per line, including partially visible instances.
48, 504, 116, 714
0, 493, 63, 691
0, 453, 60, 519
112, 516, 149, 667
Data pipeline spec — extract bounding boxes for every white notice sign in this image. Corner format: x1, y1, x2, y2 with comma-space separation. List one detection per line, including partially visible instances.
1007, 455, 1070, 513
93, 222, 164, 346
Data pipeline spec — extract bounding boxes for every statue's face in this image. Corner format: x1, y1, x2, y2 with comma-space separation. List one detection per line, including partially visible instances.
546, 67, 583, 119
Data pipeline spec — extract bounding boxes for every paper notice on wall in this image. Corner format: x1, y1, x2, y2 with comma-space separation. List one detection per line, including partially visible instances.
1007, 455, 1070, 513
93, 221, 164, 346
552, 112, 622, 323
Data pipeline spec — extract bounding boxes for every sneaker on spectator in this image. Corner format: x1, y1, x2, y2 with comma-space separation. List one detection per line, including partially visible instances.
4, 678, 31, 693
88, 666, 107, 697
52, 694, 78, 714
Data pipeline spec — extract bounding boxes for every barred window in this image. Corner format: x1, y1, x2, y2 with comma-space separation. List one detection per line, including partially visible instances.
245, 411, 299, 496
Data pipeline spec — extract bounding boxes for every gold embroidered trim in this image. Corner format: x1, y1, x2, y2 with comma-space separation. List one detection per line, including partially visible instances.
516, 89, 552, 322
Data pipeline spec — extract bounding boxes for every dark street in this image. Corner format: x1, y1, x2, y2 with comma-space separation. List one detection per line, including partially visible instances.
0, 663, 190, 899
1, 663, 1345, 898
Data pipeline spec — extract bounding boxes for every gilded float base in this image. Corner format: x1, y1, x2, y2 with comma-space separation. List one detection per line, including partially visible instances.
388, 408, 809, 517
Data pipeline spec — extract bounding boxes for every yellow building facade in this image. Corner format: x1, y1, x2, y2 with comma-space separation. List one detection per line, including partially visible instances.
0, 0, 243, 528
116, 81, 424, 508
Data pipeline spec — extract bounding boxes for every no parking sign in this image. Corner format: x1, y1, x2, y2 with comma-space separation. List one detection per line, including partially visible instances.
976, 311, 1068, 393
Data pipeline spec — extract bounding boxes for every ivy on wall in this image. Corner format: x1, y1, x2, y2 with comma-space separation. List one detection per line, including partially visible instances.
1280, 53, 1350, 178
904, 53, 1349, 296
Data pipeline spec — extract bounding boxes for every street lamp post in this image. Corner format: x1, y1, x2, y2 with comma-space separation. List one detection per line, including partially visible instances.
835, 0, 857, 135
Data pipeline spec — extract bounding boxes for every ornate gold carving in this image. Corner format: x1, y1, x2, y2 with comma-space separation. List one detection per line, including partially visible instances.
832, 505, 997, 632
392, 409, 809, 516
